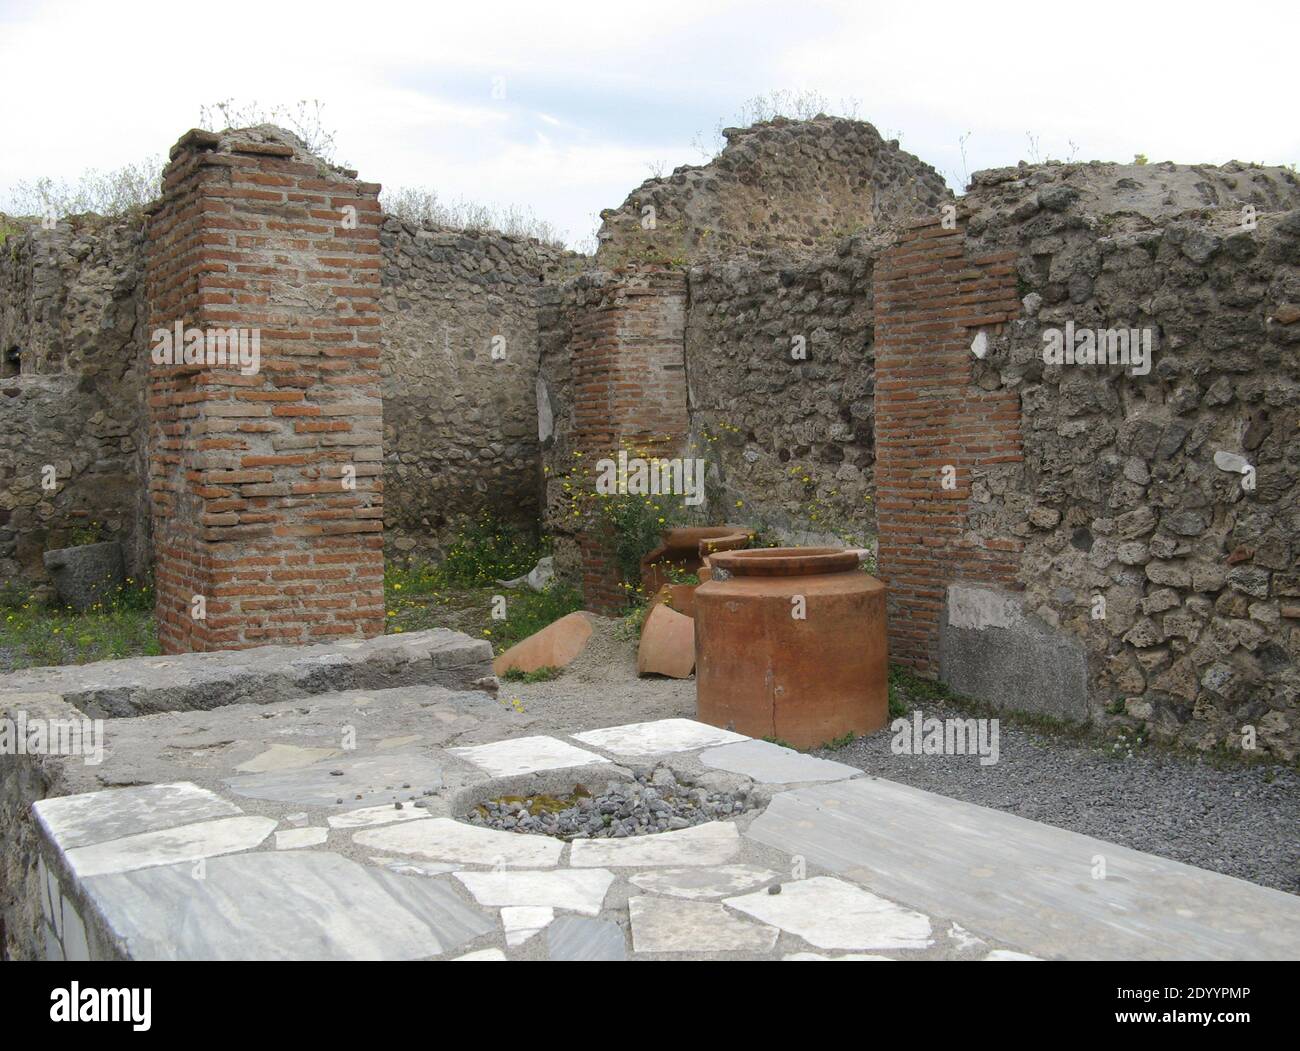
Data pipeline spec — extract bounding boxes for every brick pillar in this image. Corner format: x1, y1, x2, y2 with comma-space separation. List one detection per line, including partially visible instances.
570, 267, 688, 613
145, 128, 384, 652
873, 217, 1023, 675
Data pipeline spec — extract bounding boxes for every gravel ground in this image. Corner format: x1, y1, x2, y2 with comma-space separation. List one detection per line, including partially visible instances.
813, 697, 1300, 896
465, 768, 756, 838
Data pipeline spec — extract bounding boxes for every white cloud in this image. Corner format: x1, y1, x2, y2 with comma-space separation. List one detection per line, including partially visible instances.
1, 0, 1296, 246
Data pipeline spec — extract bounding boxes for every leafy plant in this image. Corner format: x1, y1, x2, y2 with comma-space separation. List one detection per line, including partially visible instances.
501, 665, 562, 683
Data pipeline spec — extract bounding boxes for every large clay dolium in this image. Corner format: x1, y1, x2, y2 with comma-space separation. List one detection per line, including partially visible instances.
694, 548, 888, 749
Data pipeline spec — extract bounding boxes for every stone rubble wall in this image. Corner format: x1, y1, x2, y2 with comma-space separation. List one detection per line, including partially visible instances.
684, 237, 882, 547
0, 216, 151, 588
380, 219, 577, 562
960, 160, 1300, 757
538, 267, 690, 611
597, 116, 950, 266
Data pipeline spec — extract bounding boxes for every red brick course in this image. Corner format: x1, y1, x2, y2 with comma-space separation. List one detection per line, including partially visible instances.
874, 216, 1023, 675
145, 130, 385, 652
569, 268, 688, 613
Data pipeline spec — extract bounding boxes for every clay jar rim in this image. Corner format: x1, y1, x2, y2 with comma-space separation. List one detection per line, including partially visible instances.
708, 546, 860, 577
659, 526, 746, 546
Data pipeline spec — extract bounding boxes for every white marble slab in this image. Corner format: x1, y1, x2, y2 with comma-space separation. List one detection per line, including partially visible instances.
447, 735, 610, 777
33, 782, 241, 850
629, 896, 778, 954
454, 868, 615, 915
571, 719, 747, 757
569, 821, 740, 868
502, 906, 554, 946
64, 816, 277, 878
724, 877, 933, 951
369, 857, 458, 877
327, 801, 432, 830
82, 851, 493, 960
274, 827, 328, 850
353, 818, 563, 868
985, 950, 1042, 961
456, 948, 507, 960
629, 865, 779, 900
698, 739, 860, 784
746, 777, 1300, 961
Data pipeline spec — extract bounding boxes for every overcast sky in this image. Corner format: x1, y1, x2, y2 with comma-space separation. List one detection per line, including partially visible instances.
2, 0, 1296, 249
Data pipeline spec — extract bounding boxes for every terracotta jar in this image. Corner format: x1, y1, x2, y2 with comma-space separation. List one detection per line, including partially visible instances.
694, 547, 888, 749
639, 526, 753, 594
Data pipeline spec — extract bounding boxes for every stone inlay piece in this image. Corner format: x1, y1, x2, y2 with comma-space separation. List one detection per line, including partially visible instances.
629, 896, 778, 954
225, 753, 446, 808
328, 801, 432, 830
274, 828, 328, 850
33, 782, 240, 850
502, 906, 554, 946
369, 857, 457, 877
454, 869, 615, 915
447, 735, 609, 778
698, 739, 860, 784
784, 952, 894, 961
569, 821, 740, 868
354, 818, 563, 868
628, 865, 779, 900
235, 744, 342, 773
83, 851, 493, 960
456, 948, 507, 960
546, 916, 627, 961
724, 877, 933, 950
64, 816, 278, 879
571, 718, 747, 757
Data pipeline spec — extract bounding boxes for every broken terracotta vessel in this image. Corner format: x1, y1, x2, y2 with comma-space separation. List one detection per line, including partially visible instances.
639, 526, 754, 594
493, 611, 593, 677
649, 582, 697, 619
637, 601, 696, 678
694, 547, 887, 749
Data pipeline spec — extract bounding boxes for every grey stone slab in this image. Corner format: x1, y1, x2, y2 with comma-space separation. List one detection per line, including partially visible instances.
0, 628, 492, 718
940, 584, 1089, 720
33, 782, 241, 849
546, 915, 627, 961
225, 752, 446, 807
746, 778, 1300, 961
698, 739, 860, 784
84, 851, 494, 960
